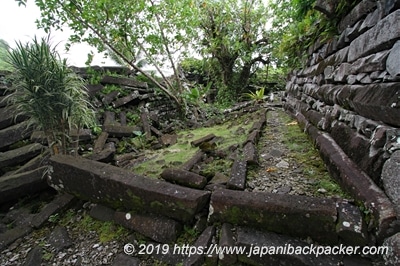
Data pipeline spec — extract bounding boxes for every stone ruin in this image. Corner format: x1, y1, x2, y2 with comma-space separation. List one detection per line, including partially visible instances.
1, 1, 400, 265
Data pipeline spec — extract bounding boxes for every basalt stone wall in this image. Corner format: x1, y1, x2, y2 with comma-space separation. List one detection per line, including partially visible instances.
284, 1, 400, 213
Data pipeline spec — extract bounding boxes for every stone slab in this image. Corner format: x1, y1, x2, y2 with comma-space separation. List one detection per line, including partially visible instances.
0, 121, 33, 149
226, 160, 247, 190
0, 166, 48, 205
316, 133, 398, 242
348, 10, 400, 62
48, 155, 211, 222
114, 211, 182, 243
182, 226, 216, 266
0, 143, 43, 168
161, 168, 207, 189
209, 189, 338, 244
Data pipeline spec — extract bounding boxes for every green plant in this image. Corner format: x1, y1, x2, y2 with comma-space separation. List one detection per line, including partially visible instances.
243, 87, 265, 103
133, 130, 147, 149
6, 35, 96, 155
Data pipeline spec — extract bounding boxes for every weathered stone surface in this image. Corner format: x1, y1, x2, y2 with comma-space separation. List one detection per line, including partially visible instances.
182, 226, 216, 266
209, 189, 338, 244
112, 91, 140, 108
351, 83, 400, 127
191, 134, 216, 147
101, 75, 148, 89
48, 155, 211, 222
226, 160, 247, 190
351, 50, 390, 74
0, 121, 33, 149
218, 223, 237, 265
112, 254, 140, 266
161, 168, 207, 189
89, 204, 115, 222
0, 143, 43, 168
387, 40, 400, 76
47, 226, 73, 252
102, 124, 141, 137
0, 225, 32, 251
87, 142, 116, 163
160, 134, 178, 147
31, 193, 76, 228
93, 131, 109, 153
314, 0, 339, 18
242, 142, 258, 165
339, 0, 377, 31
181, 150, 204, 171
0, 107, 27, 130
348, 10, 400, 62
0, 166, 48, 205
382, 150, 400, 216
236, 227, 341, 266
23, 246, 43, 266
336, 202, 368, 246
383, 232, 400, 266
102, 91, 120, 105
115, 211, 182, 243
316, 133, 398, 242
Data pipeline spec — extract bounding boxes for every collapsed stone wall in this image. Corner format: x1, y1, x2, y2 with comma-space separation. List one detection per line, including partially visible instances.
284, 0, 400, 218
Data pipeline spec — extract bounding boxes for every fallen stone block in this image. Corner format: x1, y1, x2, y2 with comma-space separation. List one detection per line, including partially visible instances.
316, 133, 398, 242
181, 150, 204, 171
102, 124, 141, 138
236, 227, 341, 266
243, 142, 258, 165
161, 168, 207, 189
101, 75, 148, 89
226, 160, 247, 190
244, 130, 260, 145
93, 132, 109, 153
209, 189, 338, 244
89, 204, 115, 222
112, 254, 141, 266
112, 91, 140, 108
182, 226, 216, 266
86, 142, 116, 163
0, 166, 48, 205
48, 155, 211, 222
0, 143, 44, 168
0, 107, 27, 130
191, 134, 216, 147
0, 121, 33, 150
336, 201, 368, 246
0, 225, 32, 251
114, 211, 182, 243
31, 193, 76, 228
218, 223, 237, 265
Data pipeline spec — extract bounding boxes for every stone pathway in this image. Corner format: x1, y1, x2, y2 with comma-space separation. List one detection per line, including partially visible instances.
247, 108, 346, 198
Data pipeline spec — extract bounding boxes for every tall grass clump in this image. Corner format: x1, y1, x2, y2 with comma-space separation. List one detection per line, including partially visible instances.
6, 35, 95, 155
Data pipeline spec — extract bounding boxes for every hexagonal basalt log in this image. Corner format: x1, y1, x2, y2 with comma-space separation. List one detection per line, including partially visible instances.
48, 155, 210, 223
209, 189, 338, 244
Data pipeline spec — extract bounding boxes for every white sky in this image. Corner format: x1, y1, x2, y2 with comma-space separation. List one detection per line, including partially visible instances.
0, 1, 115, 67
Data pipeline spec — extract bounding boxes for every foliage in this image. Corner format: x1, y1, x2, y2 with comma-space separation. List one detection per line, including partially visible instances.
6, 35, 96, 155
16, 0, 201, 111
197, 0, 270, 101
0, 39, 13, 71
242, 87, 265, 102
268, 0, 361, 69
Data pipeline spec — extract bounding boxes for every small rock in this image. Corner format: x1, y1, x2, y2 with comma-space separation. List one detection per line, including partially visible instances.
317, 188, 327, 194
276, 160, 289, 168
277, 186, 292, 194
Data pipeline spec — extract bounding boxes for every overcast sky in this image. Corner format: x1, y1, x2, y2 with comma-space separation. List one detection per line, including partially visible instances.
0, 1, 114, 67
